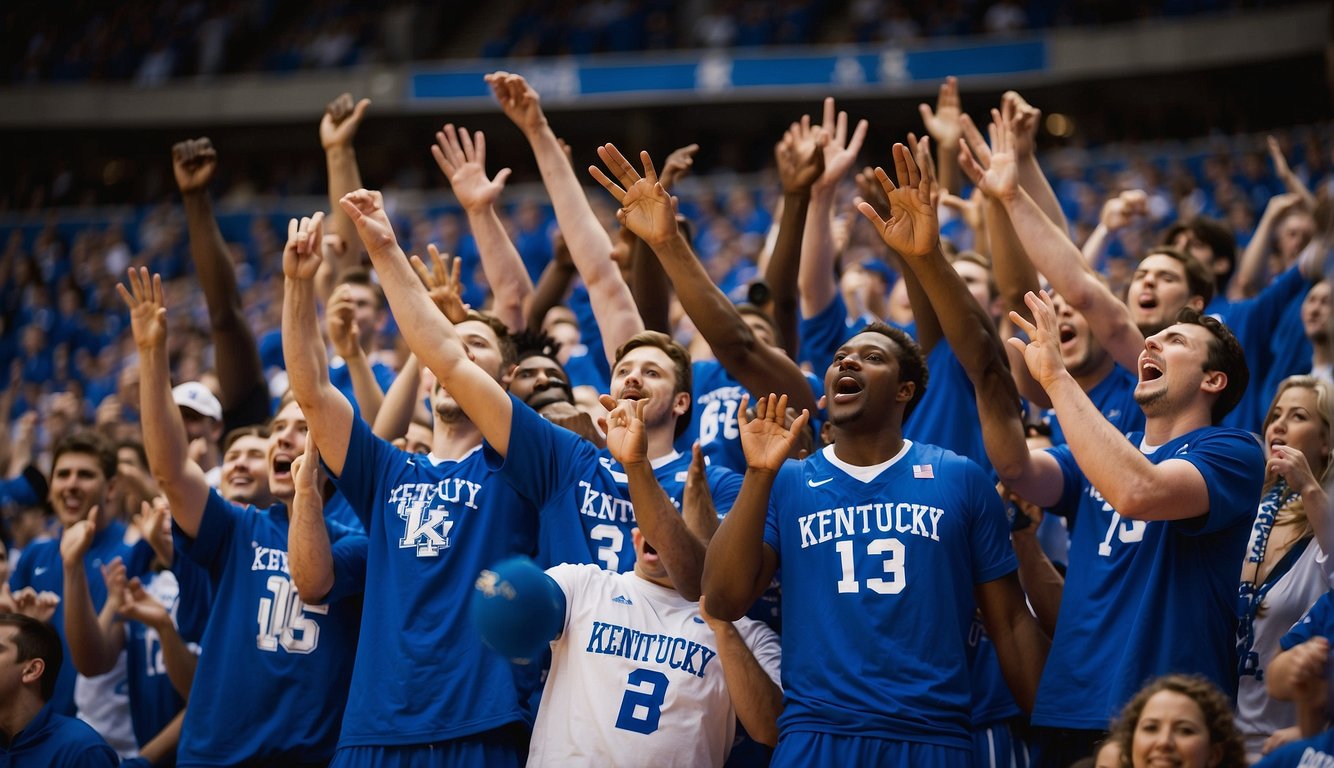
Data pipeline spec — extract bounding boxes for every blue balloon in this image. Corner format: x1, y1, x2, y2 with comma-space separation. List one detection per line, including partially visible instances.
471, 556, 565, 663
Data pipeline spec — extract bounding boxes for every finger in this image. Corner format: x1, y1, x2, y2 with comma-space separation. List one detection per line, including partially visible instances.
957, 138, 985, 186
847, 118, 869, 154
599, 143, 641, 187
409, 255, 434, 288
587, 164, 627, 202
790, 408, 811, 436
633, 395, 649, 423
918, 102, 934, 127
449, 251, 462, 288
429, 242, 449, 279
821, 97, 835, 134
430, 142, 454, 176
855, 201, 887, 229
737, 393, 752, 429
773, 394, 789, 424
640, 151, 659, 186
459, 126, 478, 161
874, 166, 896, 197
152, 272, 164, 306
1009, 306, 1038, 338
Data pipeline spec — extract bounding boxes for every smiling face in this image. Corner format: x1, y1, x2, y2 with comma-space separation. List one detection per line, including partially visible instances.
1264, 384, 1331, 479
825, 330, 915, 429
49, 451, 111, 529
266, 400, 307, 504
221, 434, 272, 506
1133, 323, 1221, 419
611, 346, 689, 433
1131, 690, 1220, 768
1128, 254, 1202, 335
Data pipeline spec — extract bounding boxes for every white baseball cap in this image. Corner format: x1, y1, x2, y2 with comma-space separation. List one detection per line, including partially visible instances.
172, 382, 222, 421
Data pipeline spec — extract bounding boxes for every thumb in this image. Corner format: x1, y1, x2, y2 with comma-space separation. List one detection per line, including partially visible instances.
351, 98, 371, 121
494, 168, 512, 186
88, 505, 101, 530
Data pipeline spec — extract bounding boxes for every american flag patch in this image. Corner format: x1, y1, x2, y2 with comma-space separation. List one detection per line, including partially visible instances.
912, 464, 934, 479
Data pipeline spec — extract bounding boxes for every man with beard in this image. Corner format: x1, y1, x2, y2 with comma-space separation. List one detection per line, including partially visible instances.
702, 145, 1048, 768
123, 262, 365, 767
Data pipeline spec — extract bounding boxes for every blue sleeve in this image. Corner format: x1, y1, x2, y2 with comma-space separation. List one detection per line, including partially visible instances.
1170, 429, 1265, 537
1219, 264, 1309, 337
1280, 593, 1334, 651
704, 465, 744, 515
798, 293, 850, 370
0, 472, 38, 507
483, 394, 594, 505
373, 361, 398, 394
323, 521, 368, 603
965, 459, 1019, 584
170, 555, 213, 644
8, 545, 31, 591
761, 463, 797, 561
328, 415, 391, 530
175, 489, 242, 580
1043, 444, 1085, 520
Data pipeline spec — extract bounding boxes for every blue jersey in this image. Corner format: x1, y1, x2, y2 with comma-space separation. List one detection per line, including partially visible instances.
797, 293, 870, 372
904, 342, 992, 476
328, 357, 398, 404
968, 614, 1022, 728
1033, 427, 1264, 729
0, 704, 117, 767
762, 442, 1017, 749
1254, 729, 1334, 768
1212, 265, 1311, 432
677, 359, 824, 476
176, 490, 365, 766
1281, 590, 1334, 650
330, 415, 538, 747
1046, 364, 1144, 447
1262, 287, 1315, 417
8, 521, 135, 716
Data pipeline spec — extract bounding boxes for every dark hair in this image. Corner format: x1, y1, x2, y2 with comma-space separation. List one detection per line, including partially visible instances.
1140, 247, 1215, 308
511, 329, 565, 366
1176, 307, 1248, 424
0, 613, 63, 701
52, 431, 116, 481
857, 322, 928, 420
1109, 674, 1245, 768
736, 303, 784, 349
114, 438, 149, 471
222, 425, 271, 454
463, 309, 517, 369
336, 267, 386, 311
613, 330, 693, 437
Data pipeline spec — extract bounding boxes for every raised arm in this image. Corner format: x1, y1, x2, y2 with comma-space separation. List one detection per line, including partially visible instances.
1003, 488, 1062, 637
326, 283, 385, 424
61, 507, 124, 676
1269, 134, 1317, 212
589, 144, 818, 415
632, 143, 698, 334
767, 117, 826, 359
320, 92, 372, 297
118, 268, 211, 538
700, 596, 782, 747
488, 71, 643, 362
1082, 190, 1147, 271
117, 577, 197, 699
281, 212, 355, 478
172, 138, 268, 427
1232, 192, 1308, 300
798, 97, 869, 318
341, 189, 516, 456
603, 394, 706, 600
288, 435, 333, 603
702, 394, 808, 621
524, 234, 578, 332
431, 124, 531, 332
1004, 91, 1070, 236
372, 353, 423, 443
961, 119, 1145, 372
1009, 290, 1210, 519
917, 76, 963, 196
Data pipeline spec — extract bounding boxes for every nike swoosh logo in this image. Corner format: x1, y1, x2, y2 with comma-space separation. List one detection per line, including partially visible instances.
33, 567, 48, 576
807, 478, 833, 488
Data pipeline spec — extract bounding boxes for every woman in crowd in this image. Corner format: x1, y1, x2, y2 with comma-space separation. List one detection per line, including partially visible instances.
1110, 674, 1246, 768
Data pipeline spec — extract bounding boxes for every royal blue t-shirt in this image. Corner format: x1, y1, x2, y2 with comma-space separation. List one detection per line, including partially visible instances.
9, 521, 135, 716
1255, 728, 1334, 768
1032, 427, 1264, 729
797, 293, 870, 372
330, 415, 539, 747
0, 704, 117, 767
175, 490, 365, 766
904, 341, 992, 476
1046, 364, 1144, 447
763, 442, 1016, 749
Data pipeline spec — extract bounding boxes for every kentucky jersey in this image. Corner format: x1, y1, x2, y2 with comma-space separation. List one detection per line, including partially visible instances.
1033, 426, 1264, 729
762, 442, 1016, 749
487, 396, 742, 573
1045, 364, 1144, 447
175, 490, 365, 766
330, 415, 538, 746
528, 565, 781, 767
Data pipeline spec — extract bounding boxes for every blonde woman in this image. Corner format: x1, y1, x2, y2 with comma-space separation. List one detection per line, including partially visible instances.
1236, 375, 1334, 762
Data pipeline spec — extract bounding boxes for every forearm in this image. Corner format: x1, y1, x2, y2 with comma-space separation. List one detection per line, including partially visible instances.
987, 197, 1041, 319
289, 486, 335, 603
901, 247, 1006, 377
282, 278, 336, 404
372, 354, 421, 442
710, 622, 782, 746
340, 346, 385, 427
139, 342, 206, 535
1232, 212, 1278, 300
656, 234, 817, 413
525, 260, 577, 331
136, 710, 184, 766
62, 563, 120, 675
797, 188, 839, 318
985, 589, 1050, 714
1081, 223, 1111, 271
1011, 533, 1063, 637
1298, 693, 1329, 738
467, 205, 533, 333
701, 470, 776, 620
630, 234, 672, 334
325, 145, 365, 269
765, 191, 812, 360
898, 248, 942, 352
624, 462, 704, 600
1018, 154, 1069, 236
152, 619, 197, 699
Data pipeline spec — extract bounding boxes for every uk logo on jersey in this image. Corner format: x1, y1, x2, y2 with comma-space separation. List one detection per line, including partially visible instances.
391, 482, 456, 557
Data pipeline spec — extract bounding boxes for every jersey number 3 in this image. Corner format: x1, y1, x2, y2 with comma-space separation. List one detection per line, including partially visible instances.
615, 669, 670, 735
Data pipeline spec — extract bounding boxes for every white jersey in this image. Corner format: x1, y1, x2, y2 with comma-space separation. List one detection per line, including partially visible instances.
529, 565, 781, 768
75, 650, 136, 758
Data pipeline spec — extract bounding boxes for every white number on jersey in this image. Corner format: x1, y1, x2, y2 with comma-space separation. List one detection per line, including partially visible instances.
591, 524, 626, 571
614, 668, 670, 734
1097, 511, 1146, 557
255, 575, 328, 654
699, 399, 741, 446
835, 538, 906, 594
